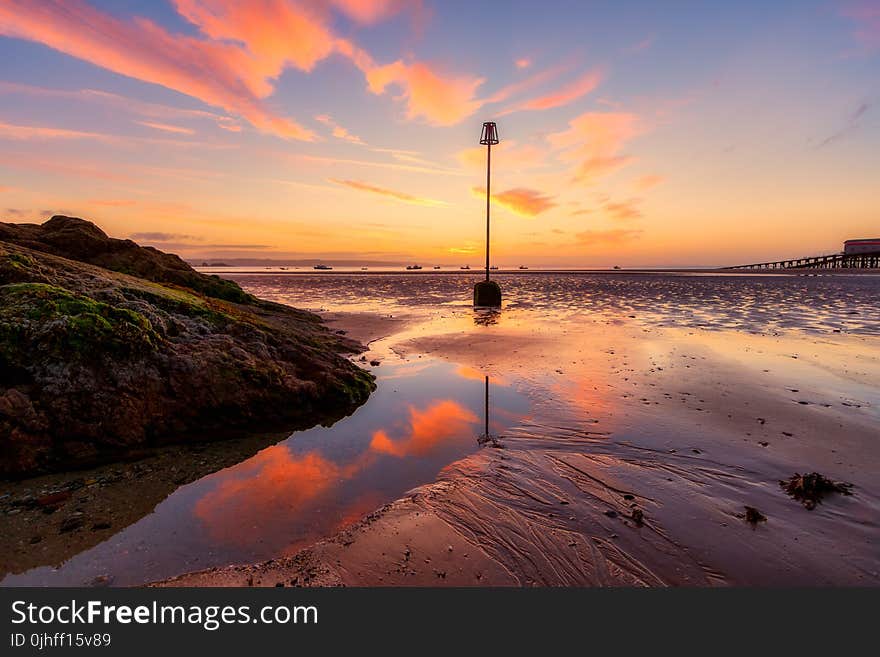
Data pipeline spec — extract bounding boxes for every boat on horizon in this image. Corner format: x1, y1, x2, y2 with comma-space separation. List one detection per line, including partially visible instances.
313, 264, 333, 270
433, 265, 441, 269
406, 264, 423, 270
361, 267, 368, 270
518, 265, 528, 270
490, 265, 499, 270
460, 265, 470, 270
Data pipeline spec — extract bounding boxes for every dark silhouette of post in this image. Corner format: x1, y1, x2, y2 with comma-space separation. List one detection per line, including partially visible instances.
474, 121, 502, 307
485, 139, 491, 281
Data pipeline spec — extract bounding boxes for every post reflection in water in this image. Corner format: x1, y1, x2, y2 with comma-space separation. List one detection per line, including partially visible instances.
473, 308, 501, 326
477, 375, 504, 449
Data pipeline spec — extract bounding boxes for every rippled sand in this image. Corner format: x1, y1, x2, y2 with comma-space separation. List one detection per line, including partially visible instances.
160, 273, 880, 587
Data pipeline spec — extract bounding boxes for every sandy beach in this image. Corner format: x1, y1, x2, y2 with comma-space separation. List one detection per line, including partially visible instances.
153, 272, 880, 587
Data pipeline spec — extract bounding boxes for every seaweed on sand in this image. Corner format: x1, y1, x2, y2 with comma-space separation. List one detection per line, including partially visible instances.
779, 472, 853, 510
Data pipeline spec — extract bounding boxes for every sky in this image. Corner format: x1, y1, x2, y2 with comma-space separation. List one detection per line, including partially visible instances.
0, 0, 878, 267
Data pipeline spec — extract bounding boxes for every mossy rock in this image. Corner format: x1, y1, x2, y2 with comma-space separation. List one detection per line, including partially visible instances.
0, 282, 160, 360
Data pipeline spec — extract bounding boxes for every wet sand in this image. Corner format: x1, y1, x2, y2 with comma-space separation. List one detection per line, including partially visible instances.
159, 302, 880, 587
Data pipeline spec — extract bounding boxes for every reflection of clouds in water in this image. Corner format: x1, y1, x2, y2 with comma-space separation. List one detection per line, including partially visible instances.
233, 274, 880, 336
194, 399, 480, 544
193, 445, 372, 545
370, 400, 479, 457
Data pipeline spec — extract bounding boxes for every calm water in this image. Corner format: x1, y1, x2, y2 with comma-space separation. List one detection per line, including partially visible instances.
4, 272, 879, 585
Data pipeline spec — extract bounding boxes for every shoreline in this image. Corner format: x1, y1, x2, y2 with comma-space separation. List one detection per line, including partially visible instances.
155, 310, 880, 587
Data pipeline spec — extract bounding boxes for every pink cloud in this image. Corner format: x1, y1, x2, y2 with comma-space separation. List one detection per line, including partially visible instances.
329, 0, 406, 24
0, 121, 109, 141
515, 58, 532, 69
135, 120, 195, 135
842, 2, 880, 52
502, 68, 604, 114
0, 0, 316, 140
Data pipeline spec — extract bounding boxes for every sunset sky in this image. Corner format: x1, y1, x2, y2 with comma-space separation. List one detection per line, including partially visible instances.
0, 0, 877, 267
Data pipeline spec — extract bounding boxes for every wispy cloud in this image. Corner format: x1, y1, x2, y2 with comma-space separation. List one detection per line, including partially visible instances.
0, 81, 242, 132
633, 174, 665, 190
575, 228, 643, 246
315, 114, 365, 144
603, 197, 642, 221
816, 100, 872, 148
329, 178, 447, 206
500, 68, 604, 115
0, 121, 109, 141
130, 231, 202, 242
135, 120, 195, 135
548, 111, 643, 183
88, 199, 137, 207
472, 186, 557, 217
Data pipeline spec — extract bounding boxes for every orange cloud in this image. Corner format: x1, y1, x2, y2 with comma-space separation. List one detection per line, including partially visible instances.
502, 68, 603, 114
548, 111, 642, 183
633, 174, 665, 190
369, 400, 479, 458
472, 186, 557, 217
0, 0, 316, 140
575, 228, 643, 246
456, 140, 547, 172
515, 58, 531, 69
363, 59, 485, 125
604, 198, 642, 221
135, 120, 195, 135
330, 178, 447, 206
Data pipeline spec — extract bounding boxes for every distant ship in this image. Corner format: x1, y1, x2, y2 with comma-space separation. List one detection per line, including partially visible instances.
490, 265, 499, 270
613, 265, 621, 270
460, 265, 470, 270
518, 265, 528, 270
433, 265, 441, 269
361, 267, 368, 270
313, 264, 332, 270
406, 264, 423, 270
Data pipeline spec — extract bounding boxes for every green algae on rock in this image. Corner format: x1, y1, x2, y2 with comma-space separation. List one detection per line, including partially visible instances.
0, 217, 375, 478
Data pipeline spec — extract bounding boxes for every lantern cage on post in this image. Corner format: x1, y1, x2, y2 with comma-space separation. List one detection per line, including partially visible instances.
474, 121, 502, 308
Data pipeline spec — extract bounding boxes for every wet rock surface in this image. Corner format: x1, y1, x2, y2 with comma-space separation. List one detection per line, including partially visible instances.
0, 216, 375, 477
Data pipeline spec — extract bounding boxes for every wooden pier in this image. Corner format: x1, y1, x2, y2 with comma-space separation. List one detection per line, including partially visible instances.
726, 251, 880, 271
